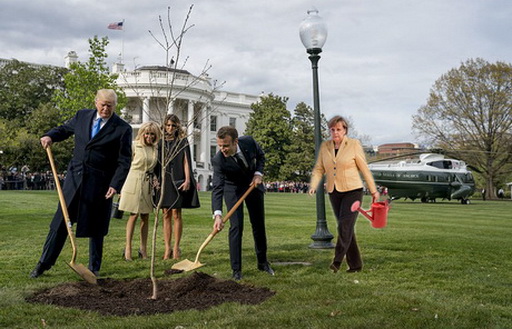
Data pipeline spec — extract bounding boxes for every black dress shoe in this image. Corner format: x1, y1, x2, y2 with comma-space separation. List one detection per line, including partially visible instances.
257, 262, 275, 276
232, 270, 242, 281
346, 268, 362, 273
329, 262, 341, 273
30, 262, 47, 278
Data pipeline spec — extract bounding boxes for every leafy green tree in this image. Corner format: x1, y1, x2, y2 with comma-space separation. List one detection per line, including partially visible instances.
0, 59, 66, 124
245, 94, 292, 181
412, 58, 512, 199
280, 102, 316, 181
0, 103, 72, 172
53, 36, 126, 120
0, 60, 66, 172
27, 103, 73, 171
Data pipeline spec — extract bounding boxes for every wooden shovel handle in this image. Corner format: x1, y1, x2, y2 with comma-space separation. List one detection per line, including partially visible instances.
46, 147, 78, 262
190, 184, 257, 264
221, 183, 256, 224
210, 184, 257, 238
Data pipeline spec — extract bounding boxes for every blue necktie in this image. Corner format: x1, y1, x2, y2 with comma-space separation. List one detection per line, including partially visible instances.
91, 118, 102, 138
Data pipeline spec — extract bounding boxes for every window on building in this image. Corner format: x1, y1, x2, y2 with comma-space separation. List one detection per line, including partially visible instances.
210, 115, 217, 132
229, 117, 236, 127
210, 145, 217, 160
193, 144, 197, 161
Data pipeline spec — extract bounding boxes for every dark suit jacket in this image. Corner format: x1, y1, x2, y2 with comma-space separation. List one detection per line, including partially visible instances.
211, 136, 265, 213
45, 109, 132, 237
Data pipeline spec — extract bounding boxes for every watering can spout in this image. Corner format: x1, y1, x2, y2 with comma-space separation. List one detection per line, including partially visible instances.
350, 200, 372, 221
351, 200, 390, 229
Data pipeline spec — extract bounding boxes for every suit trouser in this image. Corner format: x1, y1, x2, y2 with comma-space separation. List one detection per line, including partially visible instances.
328, 188, 363, 270
227, 188, 267, 271
38, 196, 104, 272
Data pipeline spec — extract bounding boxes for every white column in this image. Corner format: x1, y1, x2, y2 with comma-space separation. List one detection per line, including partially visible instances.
187, 100, 195, 141
167, 99, 174, 115
201, 104, 210, 165
142, 97, 150, 123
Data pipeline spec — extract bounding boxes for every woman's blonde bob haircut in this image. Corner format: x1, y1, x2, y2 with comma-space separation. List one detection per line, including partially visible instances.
136, 121, 161, 146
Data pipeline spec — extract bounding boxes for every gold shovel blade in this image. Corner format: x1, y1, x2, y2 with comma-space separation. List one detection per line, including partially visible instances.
68, 263, 97, 284
171, 259, 205, 272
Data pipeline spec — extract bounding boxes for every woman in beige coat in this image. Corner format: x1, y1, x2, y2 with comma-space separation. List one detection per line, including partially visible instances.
309, 115, 380, 273
119, 122, 161, 260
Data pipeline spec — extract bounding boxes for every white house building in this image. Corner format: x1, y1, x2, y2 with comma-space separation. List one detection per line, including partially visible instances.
109, 60, 260, 191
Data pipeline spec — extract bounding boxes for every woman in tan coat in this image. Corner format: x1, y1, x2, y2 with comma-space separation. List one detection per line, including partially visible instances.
309, 115, 380, 273
119, 122, 161, 260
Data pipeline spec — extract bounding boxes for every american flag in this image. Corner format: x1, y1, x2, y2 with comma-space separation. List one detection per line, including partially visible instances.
107, 21, 123, 30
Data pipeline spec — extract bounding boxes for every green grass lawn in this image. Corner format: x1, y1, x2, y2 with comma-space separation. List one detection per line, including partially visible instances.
0, 190, 511, 328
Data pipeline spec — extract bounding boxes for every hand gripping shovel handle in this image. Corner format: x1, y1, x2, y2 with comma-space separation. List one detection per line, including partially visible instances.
46, 146, 97, 284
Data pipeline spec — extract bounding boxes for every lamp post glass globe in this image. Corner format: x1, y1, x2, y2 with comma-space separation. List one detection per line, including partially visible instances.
299, 8, 334, 249
299, 8, 328, 54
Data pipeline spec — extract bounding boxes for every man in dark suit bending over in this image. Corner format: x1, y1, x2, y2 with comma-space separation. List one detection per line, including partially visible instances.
212, 126, 274, 280
30, 89, 132, 278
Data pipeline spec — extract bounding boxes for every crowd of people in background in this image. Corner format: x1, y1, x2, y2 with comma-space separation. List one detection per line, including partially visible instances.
264, 181, 309, 193
0, 169, 370, 196
0, 169, 65, 191
0, 171, 387, 197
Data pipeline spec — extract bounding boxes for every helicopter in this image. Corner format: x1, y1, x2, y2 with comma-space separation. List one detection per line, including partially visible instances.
368, 153, 475, 204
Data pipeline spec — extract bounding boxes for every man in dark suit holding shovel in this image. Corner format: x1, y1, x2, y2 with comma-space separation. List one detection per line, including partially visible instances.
30, 89, 132, 278
211, 126, 274, 280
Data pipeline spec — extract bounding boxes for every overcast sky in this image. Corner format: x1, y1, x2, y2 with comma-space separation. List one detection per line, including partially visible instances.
1, 0, 511, 145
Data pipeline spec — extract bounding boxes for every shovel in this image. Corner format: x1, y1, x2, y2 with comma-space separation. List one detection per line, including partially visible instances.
172, 184, 256, 272
46, 146, 97, 284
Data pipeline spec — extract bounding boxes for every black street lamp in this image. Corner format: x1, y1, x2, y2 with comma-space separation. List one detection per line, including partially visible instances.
299, 8, 334, 249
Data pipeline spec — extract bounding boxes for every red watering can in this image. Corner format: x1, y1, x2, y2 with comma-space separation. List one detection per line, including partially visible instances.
351, 200, 390, 229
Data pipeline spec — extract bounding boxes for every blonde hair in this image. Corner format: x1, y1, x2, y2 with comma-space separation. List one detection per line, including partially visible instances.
95, 89, 118, 105
136, 121, 161, 146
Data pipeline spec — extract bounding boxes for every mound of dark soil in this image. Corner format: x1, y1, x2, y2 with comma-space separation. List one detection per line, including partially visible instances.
27, 272, 275, 316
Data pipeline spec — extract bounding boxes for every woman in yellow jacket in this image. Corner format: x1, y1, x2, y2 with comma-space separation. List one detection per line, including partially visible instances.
309, 115, 380, 273
119, 122, 161, 261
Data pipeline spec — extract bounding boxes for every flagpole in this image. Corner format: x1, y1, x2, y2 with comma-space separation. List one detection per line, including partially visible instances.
121, 19, 125, 63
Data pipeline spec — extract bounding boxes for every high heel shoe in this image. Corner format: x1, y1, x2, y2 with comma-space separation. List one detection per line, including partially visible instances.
122, 249, 132, 262
162, 250, 172, 260
138, 249, 148, 259
172, 248, 182, 260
